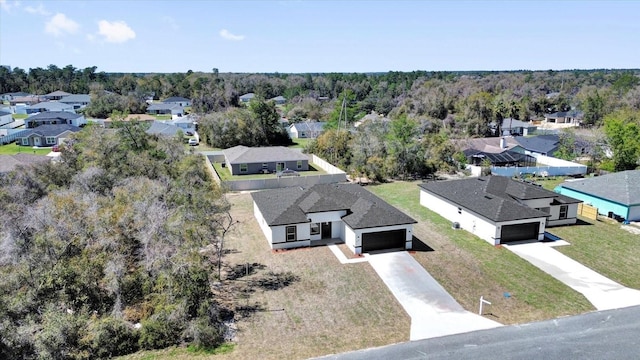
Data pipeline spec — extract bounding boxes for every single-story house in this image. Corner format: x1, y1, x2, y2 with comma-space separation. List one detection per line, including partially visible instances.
270, 96, 286, 105
544, 110, 583, 125
26, 101, 75, 114
43, 90, 72, 101
59, 94, 91, 109
0, 91, 31, 101
419, 176, 581, 245
239, 93, 255, 103
512, 135, 559, 156
9, 95, 43, 106
555, 170, 640, 222
456, 135, 559, 157
222, 145, 310, 175
288, 121, 327, 139
465, 149, 536, 167
252, 183, 417, 254
25, 111, 86, 128
18, 124, 81, 147
500, 118, 537, 136
0, 110, 12, 127
146, 103, 184, 117
145, 121, 185, 137
162, 96, 191, 107
0, 153, 51, 174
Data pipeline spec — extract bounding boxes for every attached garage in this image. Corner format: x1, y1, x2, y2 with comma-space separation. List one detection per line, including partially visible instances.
500, 223, 539, 243
362, 229, 406, 252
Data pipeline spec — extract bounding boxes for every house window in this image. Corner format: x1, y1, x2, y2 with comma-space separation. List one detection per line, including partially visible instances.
45, 137, 56, 145
559, 205, 568, 220
286, 226, 297, 242
262, 163, 268, 169
21, 138, 29, 146
240, 163, 248, 172
297, 160, 302, 169
310, 223, 320, 235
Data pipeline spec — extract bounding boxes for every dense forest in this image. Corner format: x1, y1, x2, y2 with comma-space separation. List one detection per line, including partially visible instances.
0, 123, 237, 358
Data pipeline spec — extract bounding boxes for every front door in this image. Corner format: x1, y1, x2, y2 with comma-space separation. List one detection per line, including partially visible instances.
33, 137, 41, 146
276, 162, 285, 171
321, 222, 332, 239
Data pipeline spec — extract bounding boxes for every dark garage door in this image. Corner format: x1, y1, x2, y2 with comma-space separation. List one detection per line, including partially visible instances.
500, 223, 539, 243
362, 229, 406, 252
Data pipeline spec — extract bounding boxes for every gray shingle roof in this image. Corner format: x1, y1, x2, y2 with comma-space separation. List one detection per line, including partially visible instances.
45, 90, 72, 97
21, 124, 81, 137
513, 135, 559, 155
557, 170, 640, 206
290, 121, 326, 132
252, 183, 416, 229
26, 102, 74, 111
26, 111, 82, 121
0, 153, 50, 173
223, 145, 308, 164
239, 93, 255, 101
501, 118, 535, 129
163, 96, 190, 103
59, 94, 90, 103
145, 121, 183, 137
0, 110, 11, 116
147, 103, 183, 111
419, 176, 579, 223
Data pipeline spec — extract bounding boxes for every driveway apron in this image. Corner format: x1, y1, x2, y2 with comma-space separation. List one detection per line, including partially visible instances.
505, 242, 640, 311
367, 251, 501, 341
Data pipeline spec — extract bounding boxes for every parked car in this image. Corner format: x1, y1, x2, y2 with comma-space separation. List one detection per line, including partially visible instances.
185, 130, 194, 136
188, 138, 199, 146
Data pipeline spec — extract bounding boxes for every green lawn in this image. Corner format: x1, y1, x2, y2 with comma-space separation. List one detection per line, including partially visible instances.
368, 181, 594, 324
536, 176, 568, 191
0, 142, 52, 155
212, 162, 326, 181
155, 115, 172, 120
290, 138, 312, 149
12, 113, 28, 120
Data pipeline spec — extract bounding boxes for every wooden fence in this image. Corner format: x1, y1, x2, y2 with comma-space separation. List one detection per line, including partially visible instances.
577, 203, 598, 221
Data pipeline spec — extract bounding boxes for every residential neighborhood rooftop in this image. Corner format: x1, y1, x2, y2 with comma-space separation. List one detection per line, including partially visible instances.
223, 145, 308, 164
252, 183, 417, 229
26, 111, 83, 121
557, 170, 640, 206
20, 124, 81, 137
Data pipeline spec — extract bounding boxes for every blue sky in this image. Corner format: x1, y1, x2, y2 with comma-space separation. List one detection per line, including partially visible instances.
1, 0, 639, 73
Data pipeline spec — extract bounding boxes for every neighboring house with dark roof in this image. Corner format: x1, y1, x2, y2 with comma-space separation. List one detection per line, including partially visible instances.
18, 124, 81, 147
513, 135, 560, 156
223, 145, 309, 175
146, 103, 184, 117
419, 176, 581, 245
59, 94, 91, 109
252, 183, 417, 254
145, 121, 184, 137
288, 121, 327, 139
500, 118, 537, 136
239, 93, 255, 103
0, 153, 51, 174
43, 90, 72, 101
544, 110, 583, 125
26, 101, 75, 114
0, 91, 31, 101
555, 170, 640, 222
0, 110, 12, 127
457, 135, 559, 157
25, 111, 86, 128
103, 114, 156, 128
162, 96, 191, 107
465, 149, 536, 167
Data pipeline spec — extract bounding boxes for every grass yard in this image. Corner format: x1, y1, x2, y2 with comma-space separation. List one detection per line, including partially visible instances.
368, 181, 594, 324
119, 192, 409, 360
0, 142, 52, 155
536, 176, 568, 191
550, 219, 640, 289
12, 113, 28, 120
290, 138, 312, 149
212, 162, 326, 181
155, 115, 172, 120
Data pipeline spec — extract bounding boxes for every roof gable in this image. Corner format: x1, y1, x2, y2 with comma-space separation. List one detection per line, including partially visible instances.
21, 124, 81, 137
252, 183, 416, 229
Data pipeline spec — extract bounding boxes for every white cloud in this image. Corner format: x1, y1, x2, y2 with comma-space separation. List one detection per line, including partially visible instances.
25, 3, 49, 16
45, 13, 79, 37
219, 29, 245, 41
162, 16, 179, 30
97, 20, 136, 43
0, 0, 21, 13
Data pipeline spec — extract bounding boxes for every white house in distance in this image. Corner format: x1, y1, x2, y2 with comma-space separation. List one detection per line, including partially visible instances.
252, 183, 417, 254
418, 176, 581, 245
288, 121, 327, 139
162, 96, 191, 107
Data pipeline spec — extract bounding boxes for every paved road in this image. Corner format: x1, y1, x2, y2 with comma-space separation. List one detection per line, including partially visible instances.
317, 305, 640, 360
505, 242, 640, 310
367, 251, 501, 340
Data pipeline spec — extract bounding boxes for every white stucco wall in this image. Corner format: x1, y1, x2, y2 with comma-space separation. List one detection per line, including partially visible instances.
253, 202, 273, 243
628, 205, 640, 222
520, 198, 553, 209
420, 190, 500, 245
547, 203, 579, 226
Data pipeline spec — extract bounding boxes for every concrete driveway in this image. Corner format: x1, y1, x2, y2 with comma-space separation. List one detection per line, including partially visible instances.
367, 251, 501, 341
505, 242, 640, 311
